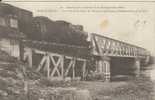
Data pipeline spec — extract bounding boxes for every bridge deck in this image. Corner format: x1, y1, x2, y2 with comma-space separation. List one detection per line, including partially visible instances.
21, 39, 90, 59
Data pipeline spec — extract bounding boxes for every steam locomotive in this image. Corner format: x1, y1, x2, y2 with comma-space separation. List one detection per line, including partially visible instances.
0, 3, 89, 47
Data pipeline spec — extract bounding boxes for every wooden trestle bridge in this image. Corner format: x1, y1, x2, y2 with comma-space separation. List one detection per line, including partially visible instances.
21, 33, 150, 81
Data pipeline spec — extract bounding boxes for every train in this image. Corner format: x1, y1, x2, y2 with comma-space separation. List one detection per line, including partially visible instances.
0, 3, 150, 60
0, 3, 89, 47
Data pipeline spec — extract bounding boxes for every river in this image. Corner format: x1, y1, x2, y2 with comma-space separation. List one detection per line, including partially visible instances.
142, 64, 155, 100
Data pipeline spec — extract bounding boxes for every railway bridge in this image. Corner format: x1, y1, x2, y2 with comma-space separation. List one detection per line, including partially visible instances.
90, 34, 150, 81
20, 33, 150, 82
0, 3, 150, 82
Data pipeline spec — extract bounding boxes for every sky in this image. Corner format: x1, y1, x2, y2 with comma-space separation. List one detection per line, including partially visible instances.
3, 1, 155, 56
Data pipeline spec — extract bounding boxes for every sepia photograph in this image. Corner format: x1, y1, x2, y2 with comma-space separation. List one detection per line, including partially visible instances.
0, 0, 155, 100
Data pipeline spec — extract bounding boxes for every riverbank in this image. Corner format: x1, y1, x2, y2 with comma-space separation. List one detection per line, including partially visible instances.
70, 75, 154, 100
0, 49, 154, 100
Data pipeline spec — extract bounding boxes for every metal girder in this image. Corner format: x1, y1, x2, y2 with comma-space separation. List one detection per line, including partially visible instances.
91, 34, 149, 58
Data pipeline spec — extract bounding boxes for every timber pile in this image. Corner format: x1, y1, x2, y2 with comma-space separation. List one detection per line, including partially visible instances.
0, 50, 41, 100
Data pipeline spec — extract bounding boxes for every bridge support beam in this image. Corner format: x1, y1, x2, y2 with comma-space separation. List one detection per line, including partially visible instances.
133, 58, 141, 77
23, 48, 33, 67
103, 57, 111, 82
96, 56, 111, 82
22, 47, 87, 80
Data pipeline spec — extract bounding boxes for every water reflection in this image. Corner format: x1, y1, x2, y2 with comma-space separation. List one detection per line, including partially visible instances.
144, 64, 155, 81
143, 64, 155, 99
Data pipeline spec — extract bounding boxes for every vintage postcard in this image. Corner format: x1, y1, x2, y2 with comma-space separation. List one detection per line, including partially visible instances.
0, 0, 155, 100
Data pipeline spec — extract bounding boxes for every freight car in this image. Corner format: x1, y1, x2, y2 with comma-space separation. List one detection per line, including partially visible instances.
32, 16, 89, 46
0, 3, 31, 58
0, 3, 33, 38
